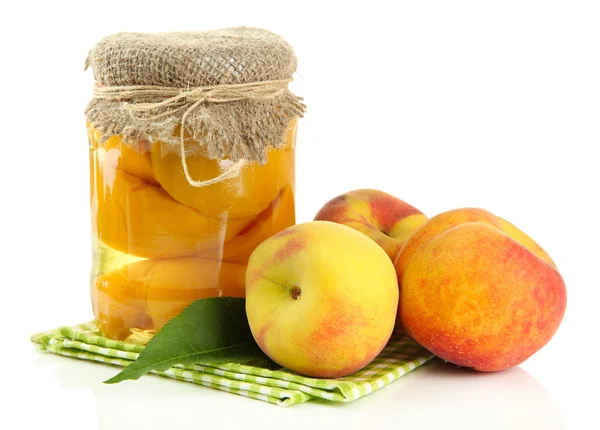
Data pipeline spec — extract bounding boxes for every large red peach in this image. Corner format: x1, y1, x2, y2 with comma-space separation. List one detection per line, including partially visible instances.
394, 208, 567, 371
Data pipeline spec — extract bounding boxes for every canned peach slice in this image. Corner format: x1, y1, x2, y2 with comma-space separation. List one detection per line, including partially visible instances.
91, 159, 254, 258
150, 119, 296, 220
93, 257, 247, 337
219, 185, 296, 264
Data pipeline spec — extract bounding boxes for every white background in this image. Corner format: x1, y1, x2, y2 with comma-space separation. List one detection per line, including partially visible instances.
2, 1, 599, 429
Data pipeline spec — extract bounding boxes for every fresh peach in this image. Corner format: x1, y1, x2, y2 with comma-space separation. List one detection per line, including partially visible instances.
394, 208, 567, 371
314, 189, 427, 261
246, 221, 399, 378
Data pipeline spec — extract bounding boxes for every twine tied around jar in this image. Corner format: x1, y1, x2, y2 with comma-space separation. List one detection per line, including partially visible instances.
93, 79, 292, 187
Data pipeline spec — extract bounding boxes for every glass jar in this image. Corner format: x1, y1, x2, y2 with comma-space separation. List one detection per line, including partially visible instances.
88, 120, 297, 341
84, 28, 304, 341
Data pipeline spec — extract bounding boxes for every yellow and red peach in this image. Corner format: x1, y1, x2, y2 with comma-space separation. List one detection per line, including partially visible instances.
314, 189, 427, 261
245, 221, 399, 378
394, 208, 567, 371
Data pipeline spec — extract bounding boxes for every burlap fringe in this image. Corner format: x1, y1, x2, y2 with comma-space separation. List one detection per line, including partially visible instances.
86, 93, 304, 166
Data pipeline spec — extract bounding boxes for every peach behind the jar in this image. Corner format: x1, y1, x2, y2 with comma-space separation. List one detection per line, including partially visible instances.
84, 28, 305, 342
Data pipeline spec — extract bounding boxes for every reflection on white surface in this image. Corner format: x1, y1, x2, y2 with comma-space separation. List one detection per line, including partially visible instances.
364, 359, 566, 430
27, 352, 565, 430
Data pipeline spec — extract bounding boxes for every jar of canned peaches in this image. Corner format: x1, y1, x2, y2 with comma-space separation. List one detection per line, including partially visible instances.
85, 28, 304, 341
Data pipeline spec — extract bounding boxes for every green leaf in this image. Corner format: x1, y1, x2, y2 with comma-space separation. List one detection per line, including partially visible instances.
104, 297, 277, 384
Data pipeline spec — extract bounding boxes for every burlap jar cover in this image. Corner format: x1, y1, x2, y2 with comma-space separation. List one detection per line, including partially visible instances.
86, 27, 306, 341
85, 27, 306, 178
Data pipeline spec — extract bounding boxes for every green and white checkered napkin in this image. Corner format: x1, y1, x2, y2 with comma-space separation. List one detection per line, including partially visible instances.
31, 322, 434, 406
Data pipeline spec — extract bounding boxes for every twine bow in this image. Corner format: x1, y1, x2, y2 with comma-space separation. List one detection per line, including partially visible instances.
93, 79, 292, 187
